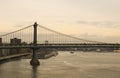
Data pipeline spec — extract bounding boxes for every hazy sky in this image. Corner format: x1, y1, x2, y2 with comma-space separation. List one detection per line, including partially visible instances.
0, 0, 120, 42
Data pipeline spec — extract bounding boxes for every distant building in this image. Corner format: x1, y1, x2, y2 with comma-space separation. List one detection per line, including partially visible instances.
10, 38, 21, 45
0, 38, 11, 56
10, 38, 21, 54
0, 38, 2, 56
45, 40, 48, 44
0, 38, 29, 57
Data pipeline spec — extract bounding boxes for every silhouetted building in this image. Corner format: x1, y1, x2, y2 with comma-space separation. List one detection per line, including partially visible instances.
0, 38, 2, 56
0, 38, 11, 56
10, 38, 21, 54
10, 38, 21, 45
45, 40, 48, 44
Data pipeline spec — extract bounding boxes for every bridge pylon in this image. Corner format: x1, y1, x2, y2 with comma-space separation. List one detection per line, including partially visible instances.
30, 22, 40, 66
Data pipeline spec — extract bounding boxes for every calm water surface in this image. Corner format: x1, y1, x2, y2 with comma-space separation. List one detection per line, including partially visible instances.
0, 51, 120, 78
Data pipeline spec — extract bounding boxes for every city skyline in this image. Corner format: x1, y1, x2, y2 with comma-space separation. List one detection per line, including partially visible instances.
0, 0, 120, 42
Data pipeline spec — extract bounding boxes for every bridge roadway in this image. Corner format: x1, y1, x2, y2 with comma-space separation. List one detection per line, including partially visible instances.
0, 43, 120, 49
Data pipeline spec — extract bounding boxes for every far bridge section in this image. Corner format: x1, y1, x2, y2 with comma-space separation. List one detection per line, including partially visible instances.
37, 43, 120, 52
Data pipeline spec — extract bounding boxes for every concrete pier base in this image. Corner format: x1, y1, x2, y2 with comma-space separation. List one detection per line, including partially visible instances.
30, 59, 40, 66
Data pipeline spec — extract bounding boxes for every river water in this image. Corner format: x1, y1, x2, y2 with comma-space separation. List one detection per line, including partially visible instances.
0, 51, 120, 78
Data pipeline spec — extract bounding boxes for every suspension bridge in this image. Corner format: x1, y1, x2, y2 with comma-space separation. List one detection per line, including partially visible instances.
0, 22, 120, 65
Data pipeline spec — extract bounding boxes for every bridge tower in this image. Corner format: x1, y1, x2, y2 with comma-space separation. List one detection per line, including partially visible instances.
30, 22, 40, 66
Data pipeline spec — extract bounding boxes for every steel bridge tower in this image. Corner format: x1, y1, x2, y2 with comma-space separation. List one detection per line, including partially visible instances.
30, 22, 40, 66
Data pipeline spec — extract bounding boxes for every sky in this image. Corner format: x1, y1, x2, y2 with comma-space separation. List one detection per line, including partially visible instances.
0, 0, 120, 43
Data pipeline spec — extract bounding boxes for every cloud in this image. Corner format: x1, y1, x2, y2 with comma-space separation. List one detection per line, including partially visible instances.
77, 33, 120, 43
76, 20, 119, 28
14, 25, 24, 28
80, 33, 97, 38
77, 21, 88, 24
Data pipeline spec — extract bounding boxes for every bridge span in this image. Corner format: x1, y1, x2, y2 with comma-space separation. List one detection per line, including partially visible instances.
0, 22, 120, 65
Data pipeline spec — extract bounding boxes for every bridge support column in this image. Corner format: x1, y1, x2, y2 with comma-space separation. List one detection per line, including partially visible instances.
30, 22, 40, 66
30, 48, 40, 66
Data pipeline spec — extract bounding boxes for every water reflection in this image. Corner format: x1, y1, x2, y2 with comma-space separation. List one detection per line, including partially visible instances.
32, 66, 38, 78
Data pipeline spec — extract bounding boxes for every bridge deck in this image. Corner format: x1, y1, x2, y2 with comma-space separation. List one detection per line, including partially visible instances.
0, 43, 120, 49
